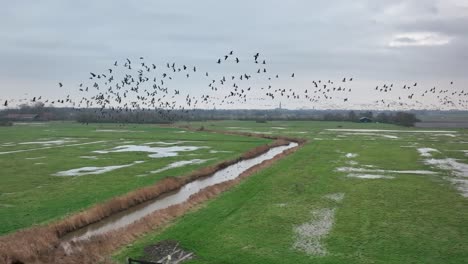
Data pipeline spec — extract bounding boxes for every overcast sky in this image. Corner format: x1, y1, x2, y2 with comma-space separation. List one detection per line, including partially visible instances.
1, 0, 467, 110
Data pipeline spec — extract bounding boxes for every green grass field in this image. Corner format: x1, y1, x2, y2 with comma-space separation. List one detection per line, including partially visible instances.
115, 121, 468, 264
0, 122, 270, 234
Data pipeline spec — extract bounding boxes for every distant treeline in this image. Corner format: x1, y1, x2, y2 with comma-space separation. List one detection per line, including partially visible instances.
0, 103, 458, 127
322, 111, 420, 127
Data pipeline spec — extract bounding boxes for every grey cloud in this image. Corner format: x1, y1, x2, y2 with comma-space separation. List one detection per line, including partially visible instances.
0, 0, 467, 109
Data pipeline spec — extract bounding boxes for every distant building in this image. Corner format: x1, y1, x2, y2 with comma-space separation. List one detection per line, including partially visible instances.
359, 117, 372, 123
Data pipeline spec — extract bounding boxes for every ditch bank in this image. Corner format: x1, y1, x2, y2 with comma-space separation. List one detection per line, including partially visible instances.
0, 132, 305, 264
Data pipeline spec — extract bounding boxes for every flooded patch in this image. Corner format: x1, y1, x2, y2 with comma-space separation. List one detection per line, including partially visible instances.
244, 131, 273, 134
448, 178, 468, 197
439, 134, 457, 137
0, 143, 16, 147
343, 132, 399, 139
209, 150, 232, 154
13, 122, 46, 126
336, 167, 437, 175
144, 141, 194, 146
19, 139, 76, 146
323, 193, 345, 202
327, 129, 457, 133
0, 141, 107, 155
54, 161, 144, 177
64, 142, 297, 242
25, 156, 46, 160
417, 148, 439, 157
420, 154, 468, 197
80, 156, 99, 160
347, 174, 394, 179
148, 159, 209, 175
293, 208, 335, 256
96, 129, 144, 133
424, 158, 468, 177
94, 145, 208, 158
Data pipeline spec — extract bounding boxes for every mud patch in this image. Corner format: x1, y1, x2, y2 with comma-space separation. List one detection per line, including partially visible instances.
293, 208, 335, 256
141, 240, 195, 264
54, 161, 144, 177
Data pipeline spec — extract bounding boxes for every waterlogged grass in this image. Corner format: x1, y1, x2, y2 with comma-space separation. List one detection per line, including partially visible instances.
116, 121, 468, 264
0, 122, 270, 234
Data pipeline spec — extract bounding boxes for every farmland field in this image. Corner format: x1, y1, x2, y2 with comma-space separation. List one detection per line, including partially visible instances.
0, 122, 271, 234
115, 120, 468, 264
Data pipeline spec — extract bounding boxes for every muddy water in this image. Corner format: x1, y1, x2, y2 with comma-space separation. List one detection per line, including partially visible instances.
63, 142, 298, 242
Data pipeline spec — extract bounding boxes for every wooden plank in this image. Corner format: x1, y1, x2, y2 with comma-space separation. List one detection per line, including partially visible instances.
127, 257, 163, 264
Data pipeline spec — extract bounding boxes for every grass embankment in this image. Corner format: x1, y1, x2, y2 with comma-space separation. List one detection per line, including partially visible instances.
0, 122, 270, 234
116, 120, 468, 264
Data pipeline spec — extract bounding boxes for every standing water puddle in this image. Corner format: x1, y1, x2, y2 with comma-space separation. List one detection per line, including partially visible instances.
63, 142, 298, 243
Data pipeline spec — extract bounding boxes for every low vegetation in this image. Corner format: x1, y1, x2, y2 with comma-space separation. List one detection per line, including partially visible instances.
0, 122, 270, 235
115, 120, 468, 264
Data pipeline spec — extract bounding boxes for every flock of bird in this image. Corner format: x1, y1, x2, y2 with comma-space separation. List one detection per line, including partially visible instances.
2, 51, 467, 119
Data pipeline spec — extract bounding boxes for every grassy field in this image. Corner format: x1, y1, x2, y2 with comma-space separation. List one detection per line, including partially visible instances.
0, 122, 270, 234
116, 121, 468, 264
